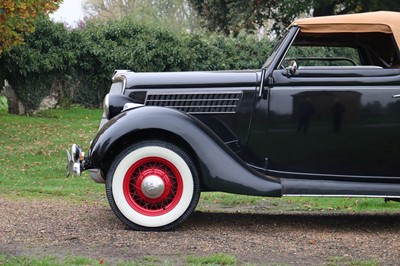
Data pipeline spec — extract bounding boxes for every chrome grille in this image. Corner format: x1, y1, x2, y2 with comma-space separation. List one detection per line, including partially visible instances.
145, 92, 242, 114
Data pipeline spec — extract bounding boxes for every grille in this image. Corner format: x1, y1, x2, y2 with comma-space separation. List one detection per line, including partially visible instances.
145, 92, 242, 114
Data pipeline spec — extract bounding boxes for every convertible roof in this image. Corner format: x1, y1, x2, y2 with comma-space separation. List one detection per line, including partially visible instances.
292, 11, 400, 45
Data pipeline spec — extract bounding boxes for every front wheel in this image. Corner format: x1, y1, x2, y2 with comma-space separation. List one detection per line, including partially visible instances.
106, 140, 200, 231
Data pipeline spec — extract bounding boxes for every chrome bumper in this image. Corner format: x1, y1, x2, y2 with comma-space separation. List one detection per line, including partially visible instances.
66, 144, 105, 183
66, 144, 84, 176
88, 169, 105, 183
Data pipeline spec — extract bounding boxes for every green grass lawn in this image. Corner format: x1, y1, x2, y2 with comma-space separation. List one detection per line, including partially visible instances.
0, 253, 380, 266
0, 107, 399, 212
0, 107, 105, 203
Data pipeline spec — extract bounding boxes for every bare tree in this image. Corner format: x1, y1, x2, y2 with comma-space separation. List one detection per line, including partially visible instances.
82, 0, 198, 32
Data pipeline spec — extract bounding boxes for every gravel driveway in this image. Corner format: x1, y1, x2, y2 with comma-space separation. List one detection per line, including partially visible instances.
1, 196, 400, 265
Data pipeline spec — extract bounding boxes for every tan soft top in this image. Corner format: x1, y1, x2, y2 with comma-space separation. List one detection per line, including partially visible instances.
292, 11, 400, 45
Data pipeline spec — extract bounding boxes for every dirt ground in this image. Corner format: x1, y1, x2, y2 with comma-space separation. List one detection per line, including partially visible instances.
1, 196, 400, 265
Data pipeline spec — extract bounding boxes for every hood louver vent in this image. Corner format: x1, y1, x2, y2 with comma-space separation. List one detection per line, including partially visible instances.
145, 92, 242, 114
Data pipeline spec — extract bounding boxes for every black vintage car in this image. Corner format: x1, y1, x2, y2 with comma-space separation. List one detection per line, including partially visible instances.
67, 11, 400, 230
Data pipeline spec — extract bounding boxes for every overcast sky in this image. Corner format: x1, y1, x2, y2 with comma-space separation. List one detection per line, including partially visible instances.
50, 0, 85, 26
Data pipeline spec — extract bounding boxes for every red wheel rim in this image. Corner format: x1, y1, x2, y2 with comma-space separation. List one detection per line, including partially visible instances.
123, 157, 183, 216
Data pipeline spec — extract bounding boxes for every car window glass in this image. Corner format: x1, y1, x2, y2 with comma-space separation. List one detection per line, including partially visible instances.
280, 31, 400, 69
263, 30, 289, 69
282, 45, 361, 68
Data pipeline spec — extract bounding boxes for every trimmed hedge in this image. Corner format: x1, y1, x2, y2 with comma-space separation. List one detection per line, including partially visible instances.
0, 96, 7, 114
0, 17, 274, 112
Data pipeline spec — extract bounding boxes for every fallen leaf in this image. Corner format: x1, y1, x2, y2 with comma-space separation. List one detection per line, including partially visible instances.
309, 239, 317, 245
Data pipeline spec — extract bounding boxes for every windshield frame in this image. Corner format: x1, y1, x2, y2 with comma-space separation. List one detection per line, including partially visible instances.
262, 27, 300, 70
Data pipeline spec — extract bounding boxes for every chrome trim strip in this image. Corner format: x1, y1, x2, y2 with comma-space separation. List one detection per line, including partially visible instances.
247, 163, 267, 172
89, 169, 105, 183
150, 104, 237, 108
112, 73, 128, 94
258, 68, 266, 98
122, 103, 144, 112
283, 194, 400, 198
277, 27, 300, 68
146, 91, 241, 95
176, 111, 237, 114
268, 169, 397, 180
147, 98, 242, 102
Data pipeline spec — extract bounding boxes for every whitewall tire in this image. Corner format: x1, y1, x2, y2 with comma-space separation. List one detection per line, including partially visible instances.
106, 140, 200, 231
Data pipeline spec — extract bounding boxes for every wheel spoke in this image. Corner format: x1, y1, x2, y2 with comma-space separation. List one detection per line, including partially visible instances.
123, 157, 184, 216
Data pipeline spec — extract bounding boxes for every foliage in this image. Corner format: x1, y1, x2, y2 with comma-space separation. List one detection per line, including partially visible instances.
0, 96, 7, 114
311, 0, 400, 16
186, 253, 237, 265
0, 253, 382, 266
83, 0, 198, 33
0, 17, 273, 111
327, 257, 380, 266
0, 254, 106, 266
0, 253, 239, 266
189, 0, 400, 36
188, 0, 306, 36
0, 0, 61, 55
2, 1, 400, 112
0, 17, 77, 111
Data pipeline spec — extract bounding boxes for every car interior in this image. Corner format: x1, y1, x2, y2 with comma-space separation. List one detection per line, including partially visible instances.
279, 30, 400, 78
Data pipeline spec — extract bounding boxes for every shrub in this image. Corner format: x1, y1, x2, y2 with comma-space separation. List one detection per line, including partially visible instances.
0, 17, 76, 111
0, 17, 274, 112
0, 96, 8, 114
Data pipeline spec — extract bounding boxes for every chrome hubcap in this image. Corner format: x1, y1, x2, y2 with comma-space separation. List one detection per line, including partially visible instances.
141, 175, 165, 199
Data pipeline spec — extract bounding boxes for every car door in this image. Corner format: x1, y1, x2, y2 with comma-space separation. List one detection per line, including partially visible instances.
247, 66, 400, 180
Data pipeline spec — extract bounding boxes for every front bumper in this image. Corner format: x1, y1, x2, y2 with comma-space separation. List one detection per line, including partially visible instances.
66, 144, 84, 176
66, 144, 105, 183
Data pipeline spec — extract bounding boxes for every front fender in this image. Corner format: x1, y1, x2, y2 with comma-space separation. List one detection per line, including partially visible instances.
89, 106, 281, 197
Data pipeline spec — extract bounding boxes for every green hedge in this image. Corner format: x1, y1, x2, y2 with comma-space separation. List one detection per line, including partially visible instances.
0, 17, 273, 112
0, 96, 7, 114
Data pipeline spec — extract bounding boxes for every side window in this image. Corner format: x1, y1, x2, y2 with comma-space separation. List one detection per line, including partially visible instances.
282, 46, 362, 68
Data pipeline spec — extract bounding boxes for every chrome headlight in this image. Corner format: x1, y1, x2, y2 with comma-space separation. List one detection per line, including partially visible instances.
104, 94, 139, 120
103, 94, 110, 119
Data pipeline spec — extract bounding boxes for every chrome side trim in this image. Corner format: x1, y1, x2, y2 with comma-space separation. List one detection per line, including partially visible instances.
258, 68, 266, 98
122, 103, 144, 112
281, 177, 400, 198
112, 71, 130, 94
113, 69, 131, 75
268, 169, 398, 180
283, 194, 400, 198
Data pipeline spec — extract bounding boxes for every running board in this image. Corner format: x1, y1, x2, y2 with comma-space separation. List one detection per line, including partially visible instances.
282, 178, 400, 197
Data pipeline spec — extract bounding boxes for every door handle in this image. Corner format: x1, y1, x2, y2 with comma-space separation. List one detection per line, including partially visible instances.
393, 94, 400, 98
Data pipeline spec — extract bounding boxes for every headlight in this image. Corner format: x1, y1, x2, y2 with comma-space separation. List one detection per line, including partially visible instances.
103, 94, 110, 119
104, 94, 138, 120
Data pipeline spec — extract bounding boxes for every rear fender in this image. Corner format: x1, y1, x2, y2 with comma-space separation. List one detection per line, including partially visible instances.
89, 106, 281, 197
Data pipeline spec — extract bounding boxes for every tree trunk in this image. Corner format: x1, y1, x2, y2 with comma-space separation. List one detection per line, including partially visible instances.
2, 80, 25, 114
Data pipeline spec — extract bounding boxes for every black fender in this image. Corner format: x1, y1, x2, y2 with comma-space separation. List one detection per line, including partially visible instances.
89, 106, 282, 197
